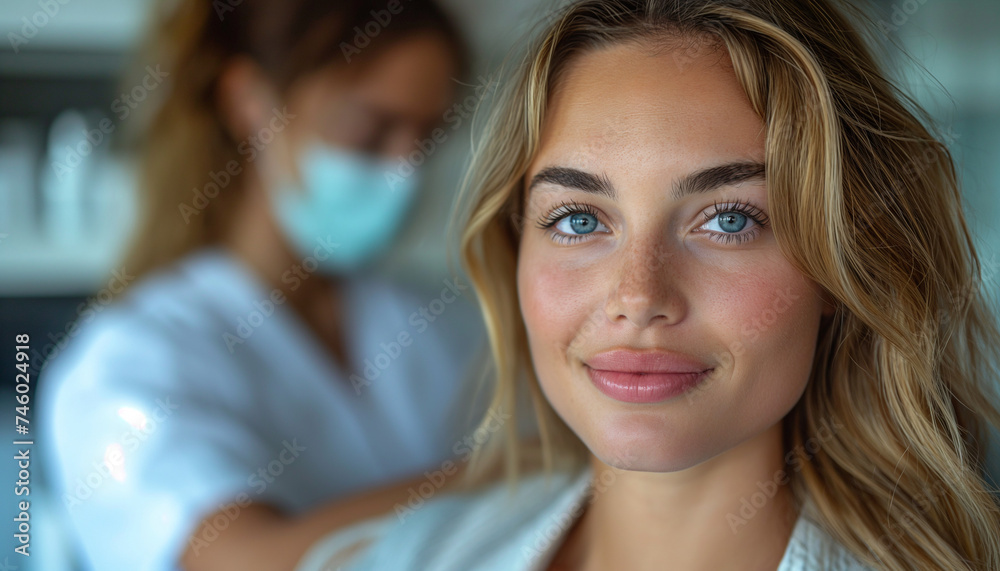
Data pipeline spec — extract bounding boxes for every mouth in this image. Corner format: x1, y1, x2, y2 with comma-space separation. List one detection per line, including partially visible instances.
583, 349, 714, 404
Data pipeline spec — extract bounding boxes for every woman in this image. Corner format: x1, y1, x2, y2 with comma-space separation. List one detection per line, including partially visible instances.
295, 0, 1000, 569
39, 1, 487, 570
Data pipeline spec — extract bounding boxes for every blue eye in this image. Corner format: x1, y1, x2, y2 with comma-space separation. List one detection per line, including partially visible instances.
699, 200, 770, 244
536, 201, 609, 243
559, 212, 600, 235
707, 212, 748, 233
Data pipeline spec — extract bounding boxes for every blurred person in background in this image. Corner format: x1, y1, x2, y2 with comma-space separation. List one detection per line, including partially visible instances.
37, 0, 486, 570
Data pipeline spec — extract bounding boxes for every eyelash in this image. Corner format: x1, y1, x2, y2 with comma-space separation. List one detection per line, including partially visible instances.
700, 198, 770, 245
536, 200, 605, 244
535, 198, 770, 245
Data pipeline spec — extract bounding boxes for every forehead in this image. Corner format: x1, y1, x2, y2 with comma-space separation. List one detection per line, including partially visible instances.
352, 34, 457, 114
530, 40, 766, 177
291, 34, 456, 122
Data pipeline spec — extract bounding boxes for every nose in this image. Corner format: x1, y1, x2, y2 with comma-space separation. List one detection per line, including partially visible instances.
604, 238, 686, 328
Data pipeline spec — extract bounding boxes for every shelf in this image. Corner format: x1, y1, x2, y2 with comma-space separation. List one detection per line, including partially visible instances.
0, 0, 151, 53
0, 235, 129, 297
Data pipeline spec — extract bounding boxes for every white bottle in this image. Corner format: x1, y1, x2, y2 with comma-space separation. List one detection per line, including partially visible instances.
0, 119, 42, 243
41, 109, 94, 245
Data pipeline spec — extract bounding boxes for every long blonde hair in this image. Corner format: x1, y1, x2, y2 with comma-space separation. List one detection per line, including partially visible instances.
453, 0, 1000, 569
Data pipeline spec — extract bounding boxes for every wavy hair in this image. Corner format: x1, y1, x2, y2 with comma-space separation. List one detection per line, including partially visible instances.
452, 0, 1000, 569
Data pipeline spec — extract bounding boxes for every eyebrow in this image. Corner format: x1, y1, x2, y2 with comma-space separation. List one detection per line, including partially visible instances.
528, 166, 616, 198
527, 161, 766, 201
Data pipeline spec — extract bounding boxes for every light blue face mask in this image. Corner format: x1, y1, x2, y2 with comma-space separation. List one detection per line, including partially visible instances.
270, 143, 420, 274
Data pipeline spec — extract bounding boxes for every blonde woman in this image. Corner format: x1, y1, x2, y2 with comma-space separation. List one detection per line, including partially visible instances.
294, 0, 1000, 569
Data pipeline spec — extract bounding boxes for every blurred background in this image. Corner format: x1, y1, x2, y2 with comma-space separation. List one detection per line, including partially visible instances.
0, 0, 997, 568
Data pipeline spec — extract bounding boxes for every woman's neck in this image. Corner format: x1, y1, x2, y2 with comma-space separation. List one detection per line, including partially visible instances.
553, 422, 797, 571
221, 177, 350, 368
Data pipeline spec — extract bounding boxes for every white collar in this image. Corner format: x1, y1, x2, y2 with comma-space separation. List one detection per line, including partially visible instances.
522, 466, 875, 571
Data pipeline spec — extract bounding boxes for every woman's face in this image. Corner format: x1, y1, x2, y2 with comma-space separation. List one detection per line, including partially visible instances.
286, 32, 457, 158
237, 32, 457, 170
517, 40, 833, 472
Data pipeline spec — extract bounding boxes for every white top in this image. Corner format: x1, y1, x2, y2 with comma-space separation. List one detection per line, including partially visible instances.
39, 247, 487, 571
296, 467, 878, 571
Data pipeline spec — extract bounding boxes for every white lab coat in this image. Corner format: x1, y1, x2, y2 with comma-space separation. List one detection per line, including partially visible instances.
38, 247, 487, 571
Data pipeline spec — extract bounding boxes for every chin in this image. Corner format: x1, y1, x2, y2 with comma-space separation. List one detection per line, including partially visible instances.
577, 406, 730, 473
541, 372, 731, 473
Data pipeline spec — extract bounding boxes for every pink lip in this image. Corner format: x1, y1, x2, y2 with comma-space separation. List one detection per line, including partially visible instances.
584, 350, 713, 404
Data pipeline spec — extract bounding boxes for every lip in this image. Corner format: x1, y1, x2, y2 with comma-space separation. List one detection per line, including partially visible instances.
584, 349, 713, 404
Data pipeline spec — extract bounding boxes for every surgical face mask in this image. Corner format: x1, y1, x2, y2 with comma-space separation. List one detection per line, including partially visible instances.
268, 142, 420, 274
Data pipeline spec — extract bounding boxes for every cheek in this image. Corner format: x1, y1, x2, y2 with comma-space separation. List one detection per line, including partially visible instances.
517, 236, 611, 389
518, 245, 595, 356
697, 255, 823, 418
